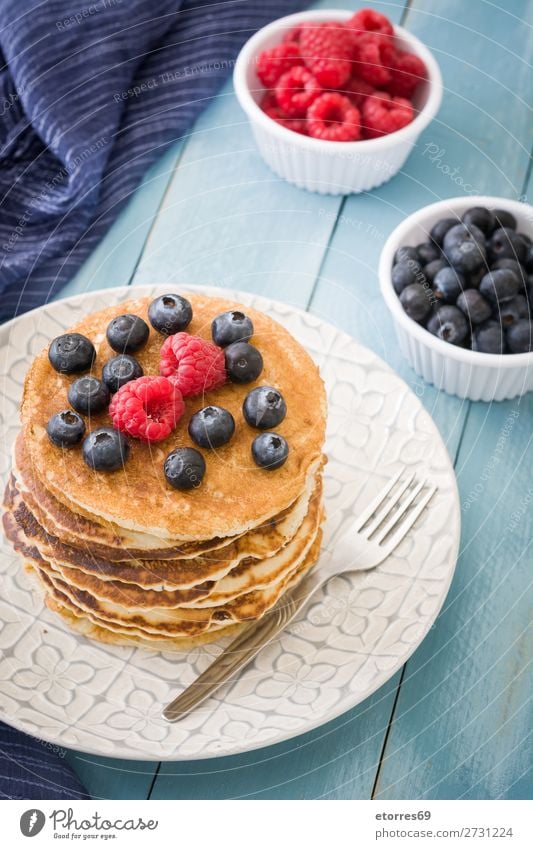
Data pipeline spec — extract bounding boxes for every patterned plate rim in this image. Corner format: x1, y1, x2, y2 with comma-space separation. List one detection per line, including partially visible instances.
0, 284, 461, 760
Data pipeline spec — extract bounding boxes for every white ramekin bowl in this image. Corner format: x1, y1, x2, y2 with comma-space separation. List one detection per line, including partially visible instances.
233, 9, 443, 195
379, 196, 533, 402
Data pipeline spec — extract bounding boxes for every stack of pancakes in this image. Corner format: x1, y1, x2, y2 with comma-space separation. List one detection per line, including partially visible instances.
3, 294, 327, 650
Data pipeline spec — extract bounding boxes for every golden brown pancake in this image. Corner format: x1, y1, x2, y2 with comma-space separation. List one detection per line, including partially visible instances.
27, 530, 321, 639
6, 465, 322, 588
21, 294, 327, 541
4, 479, 322, 608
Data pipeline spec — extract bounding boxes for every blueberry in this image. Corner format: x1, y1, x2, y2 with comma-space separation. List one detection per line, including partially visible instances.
421, 258, 446, 285
479, 269, 519, 305
251, 432, 289, 470
491, 258, 527, 288
447, 240, 487, 275
399, 284, 432, 321
106, 314, 149, 354
102, 355, 143, 393
488, 228, 528, 264
443, 223, 486, 274
416, 242, 440, 265
212, 310, 254, 347
188, 406, 235, 448
394, 245, 419, 264
461, 206, 495, 234
507, 319, 532, 353
467, 267, 485, 289
391, 261, 423, 294
443, 222, 485, 251
430, 217, 458, 246
456, 289, 492, 325
499, 295, 529, 328
48, 333, 95, 375
491, 209, 517, 231
433, 267, 465, 303
243, 386, 287, 429
164, 447, 206, 490
82, 427, 130, 472
426, 305, 469, 345
527, 276, 533, 310
148, 294, 192, 335
68, 376, 110, 415
524, 243, 533, 274
225, 342, 263, 383
473, 321, 505, 354
46, 410, 86, 448
444, 229, 486, 275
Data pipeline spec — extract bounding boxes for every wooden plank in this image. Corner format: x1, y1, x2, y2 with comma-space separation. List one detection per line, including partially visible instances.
58, 143, 184, 299
369, 0, 533, 799
150, 674, 402, 799
129, 85, 341, 309
64, 751, 158, 800
374, 394, 532, 799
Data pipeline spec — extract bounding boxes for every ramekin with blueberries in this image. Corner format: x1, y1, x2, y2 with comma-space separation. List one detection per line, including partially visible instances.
392, 205, 532, 355
379, 197, 533, 401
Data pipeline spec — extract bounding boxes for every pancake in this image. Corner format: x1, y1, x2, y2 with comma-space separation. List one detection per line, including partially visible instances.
4, 477, 322, 608
48, 598, 244, 652
27, 528, 320, 651
6, 466, 322, 589
13, 432, 246, 559
25, 566, 243, 652
21, 293, 327, 541
30, 530, 322, 639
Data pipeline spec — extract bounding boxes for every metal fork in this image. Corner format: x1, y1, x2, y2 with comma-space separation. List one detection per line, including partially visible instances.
162, 468, 437, 722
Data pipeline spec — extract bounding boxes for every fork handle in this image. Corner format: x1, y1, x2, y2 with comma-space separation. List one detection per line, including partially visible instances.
162, 569, 327, 722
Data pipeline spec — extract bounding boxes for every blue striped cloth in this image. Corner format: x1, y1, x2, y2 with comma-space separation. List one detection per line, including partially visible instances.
0, 0, 305, 798
0, 722, 89, 799
0, 0, 305, 322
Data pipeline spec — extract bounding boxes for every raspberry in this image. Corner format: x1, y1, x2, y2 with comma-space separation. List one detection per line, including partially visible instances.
282, 25, 303, 44
388, 51, 427, 97
340, 74, 377, 108
299, 22, 353, 88
260, 91, 309, 134
276, 115, 309, 135
307, 93, 361, 142
275, 66, 321, 117
379, 39, 399, 71
353, 33, 392, 87
256, 42, 301, 88
160, 333, 226, 397
347, 8, 394, 37
362, 93, 413, 138
109, 376, 185, 443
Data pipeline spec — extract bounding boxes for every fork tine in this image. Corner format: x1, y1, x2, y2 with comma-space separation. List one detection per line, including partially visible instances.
384, 484, 438, 551
362, 472, 416, 538
353, 468, 405, 532
374, 478, 426, 544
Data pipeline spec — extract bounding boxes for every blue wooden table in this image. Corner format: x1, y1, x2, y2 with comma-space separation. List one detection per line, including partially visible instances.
56, 0, 532, 799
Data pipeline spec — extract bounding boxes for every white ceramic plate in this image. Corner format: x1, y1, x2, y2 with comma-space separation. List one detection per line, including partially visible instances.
0, 285, 460, 760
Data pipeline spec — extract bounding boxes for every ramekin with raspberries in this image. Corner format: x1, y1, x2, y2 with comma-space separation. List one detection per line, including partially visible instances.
233, 8, 442, 195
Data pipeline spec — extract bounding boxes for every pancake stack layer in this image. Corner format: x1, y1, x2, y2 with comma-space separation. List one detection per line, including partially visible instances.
3, 294, 327, 650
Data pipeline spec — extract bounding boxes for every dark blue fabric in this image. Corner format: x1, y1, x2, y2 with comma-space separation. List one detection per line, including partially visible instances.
0, 0, 306, 322
0, 722, 89, 799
